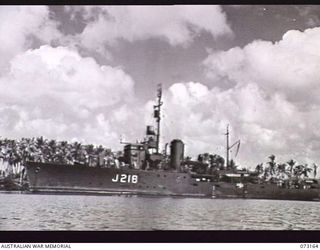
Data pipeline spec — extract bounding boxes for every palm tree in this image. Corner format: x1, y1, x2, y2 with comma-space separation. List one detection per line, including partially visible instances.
228, 159, 237, 171
86, 144, 94, 155
36, 136, 44, 147
97, 145, 104, 154
255, 163, 264, 175
287, 159, 296, 177
209, 154, 225, 170
60, 141, 68, 148
263, 166, 271, 180
277, 163, 287, 174
267, 155, 276, 176
84, 144, 95, 166
49, 139, 56, 148
293, 164, 304, 178
301, 164, 312, 178
47, 139, 57, 162
72, 142, 82, 162
275, 163, 287, 180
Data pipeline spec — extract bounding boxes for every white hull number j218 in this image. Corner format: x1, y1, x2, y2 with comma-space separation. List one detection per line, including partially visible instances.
112, 174, 138, 183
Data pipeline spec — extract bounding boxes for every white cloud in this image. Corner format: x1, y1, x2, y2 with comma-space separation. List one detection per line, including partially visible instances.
204, 27, 320, 105
64, 6, 232, 53
0, 6, 62, 73
0, 45, 143, 148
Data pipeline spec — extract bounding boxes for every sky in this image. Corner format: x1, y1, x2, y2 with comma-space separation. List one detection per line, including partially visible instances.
1, 5, 320, 168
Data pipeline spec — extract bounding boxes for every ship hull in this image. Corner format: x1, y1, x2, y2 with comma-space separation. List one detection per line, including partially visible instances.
214, 182, 320, 201
25, 162, 320, 201
25, 162, 214, 197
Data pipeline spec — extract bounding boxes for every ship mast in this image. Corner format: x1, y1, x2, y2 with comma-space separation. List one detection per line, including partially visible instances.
154, 84, 163, 154
225, 124, 240, 169
226, 124, 229, 168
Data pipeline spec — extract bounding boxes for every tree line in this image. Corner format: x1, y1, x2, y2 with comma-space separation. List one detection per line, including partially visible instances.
255, 155, 318, 179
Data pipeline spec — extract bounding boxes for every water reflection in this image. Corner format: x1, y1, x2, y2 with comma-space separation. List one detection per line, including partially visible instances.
0, 193, 319, 230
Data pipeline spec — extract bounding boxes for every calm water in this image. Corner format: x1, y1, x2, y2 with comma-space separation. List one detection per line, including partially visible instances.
0, 193, 319, 230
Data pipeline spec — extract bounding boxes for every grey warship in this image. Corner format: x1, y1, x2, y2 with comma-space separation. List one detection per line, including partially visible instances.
25, 85, 217, 197
25, 85, 320, 201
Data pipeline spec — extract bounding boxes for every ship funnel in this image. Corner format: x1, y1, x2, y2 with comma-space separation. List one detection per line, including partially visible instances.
170, 139, 184, 170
